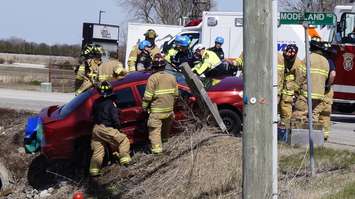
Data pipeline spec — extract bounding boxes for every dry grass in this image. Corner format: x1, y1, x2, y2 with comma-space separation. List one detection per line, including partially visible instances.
85, 126, 243, 199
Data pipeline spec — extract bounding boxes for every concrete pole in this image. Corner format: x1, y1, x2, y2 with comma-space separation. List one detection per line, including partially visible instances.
242, 0, 273, 198
272, 0, 278, 198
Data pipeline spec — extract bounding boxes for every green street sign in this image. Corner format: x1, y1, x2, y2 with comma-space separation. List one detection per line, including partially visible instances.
280, 12, 336, 25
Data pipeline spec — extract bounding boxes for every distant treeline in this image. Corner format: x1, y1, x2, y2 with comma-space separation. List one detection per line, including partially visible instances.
0, 38, 81, 57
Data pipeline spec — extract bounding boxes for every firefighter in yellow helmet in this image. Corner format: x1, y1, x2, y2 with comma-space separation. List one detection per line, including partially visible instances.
292, 37, 330, 126
142, 53, 178, 154
90, 81, 131, 176
75, 44, 104, 95
128, 29, 160, 72
278, 44, 304, 127
98, 51, 127, 82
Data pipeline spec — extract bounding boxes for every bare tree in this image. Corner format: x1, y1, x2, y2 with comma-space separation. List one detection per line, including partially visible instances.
279, 0, 355, 12
119, 0, 215, 25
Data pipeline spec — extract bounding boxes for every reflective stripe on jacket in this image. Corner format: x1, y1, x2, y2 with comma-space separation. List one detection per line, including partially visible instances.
278, 54, 304, 97
297, 53, 329, 100
98, 59, 127, 82
192, 50, 221, 75
128, 45, 160, 72
165, 48, 178, 65
142, 71, 178, 114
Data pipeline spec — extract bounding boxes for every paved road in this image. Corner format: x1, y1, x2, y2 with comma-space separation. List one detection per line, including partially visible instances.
326, 114, 355, 151
0, 88, 74, 112
0, 63, 47, 69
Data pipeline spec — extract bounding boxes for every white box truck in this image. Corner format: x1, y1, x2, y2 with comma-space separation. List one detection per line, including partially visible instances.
125, 11, 314, 69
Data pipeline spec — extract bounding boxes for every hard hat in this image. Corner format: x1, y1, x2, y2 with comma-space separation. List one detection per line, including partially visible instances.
152, 53, 167, 70
81, 43, 104, 59
283, 44, 298, 58
138, 40, 152, 51
175, 35, 191, 47
193, 44, 206, 53
310, 36, 325, 52
72, 191, 85, 199
144, 29, 157, 39
215, 36, 224, 44
97, 81, 113, 97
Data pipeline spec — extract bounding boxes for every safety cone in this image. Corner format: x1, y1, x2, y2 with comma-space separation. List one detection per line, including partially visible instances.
72, 191, 85, 199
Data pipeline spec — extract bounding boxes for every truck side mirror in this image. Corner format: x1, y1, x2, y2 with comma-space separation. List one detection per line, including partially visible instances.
162, 41, 169, 54
337, 22, 343, 32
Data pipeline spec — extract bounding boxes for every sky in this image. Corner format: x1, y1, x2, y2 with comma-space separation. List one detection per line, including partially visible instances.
0, 0, 242, 45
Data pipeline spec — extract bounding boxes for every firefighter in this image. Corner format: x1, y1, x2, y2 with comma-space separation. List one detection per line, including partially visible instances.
318, 44, 336, 141
98, 51, 127, 82
226, 52, 243, 71
191, 44, 221, 77
278, 44, 304, 127
136, 40, 153, 71
292, 38, 330, 126
142, 53, 178, 154
165, 35, 194, 68
90, 81, 131, 176
75, 44, 104, 95
128, 29, 160, 72
208, 36, 225, 60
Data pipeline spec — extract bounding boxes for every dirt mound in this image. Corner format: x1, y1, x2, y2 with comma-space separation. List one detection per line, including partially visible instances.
0, 108, 36, 178
0, 108, 37, 198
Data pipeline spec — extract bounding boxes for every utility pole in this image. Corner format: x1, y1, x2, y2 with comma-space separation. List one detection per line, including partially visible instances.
99, 10, 105, 24
272, 0, 279, 198
243, 0, 273, 198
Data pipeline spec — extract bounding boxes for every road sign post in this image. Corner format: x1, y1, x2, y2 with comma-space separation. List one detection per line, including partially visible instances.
303, 22, 316, 176
280, 11, 335, 176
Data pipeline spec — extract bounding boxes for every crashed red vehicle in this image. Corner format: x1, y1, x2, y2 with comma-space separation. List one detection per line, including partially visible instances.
24, 71, 243, 161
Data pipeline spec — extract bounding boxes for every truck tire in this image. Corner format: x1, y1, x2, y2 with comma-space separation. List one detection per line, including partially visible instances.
219, 109, 242, 137
0, 162, 12, 191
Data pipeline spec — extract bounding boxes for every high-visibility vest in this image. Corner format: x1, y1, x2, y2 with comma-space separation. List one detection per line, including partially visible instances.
192, 50, 221, 75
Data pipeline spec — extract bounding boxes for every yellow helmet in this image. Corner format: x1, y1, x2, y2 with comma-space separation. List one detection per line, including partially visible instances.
144, 29, 157, 39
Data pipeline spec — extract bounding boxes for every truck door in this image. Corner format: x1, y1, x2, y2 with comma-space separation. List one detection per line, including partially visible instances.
333, 12, 355, 107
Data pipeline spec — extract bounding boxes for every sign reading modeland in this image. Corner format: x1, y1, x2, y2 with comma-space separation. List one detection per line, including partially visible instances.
280, 12, 336, 25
